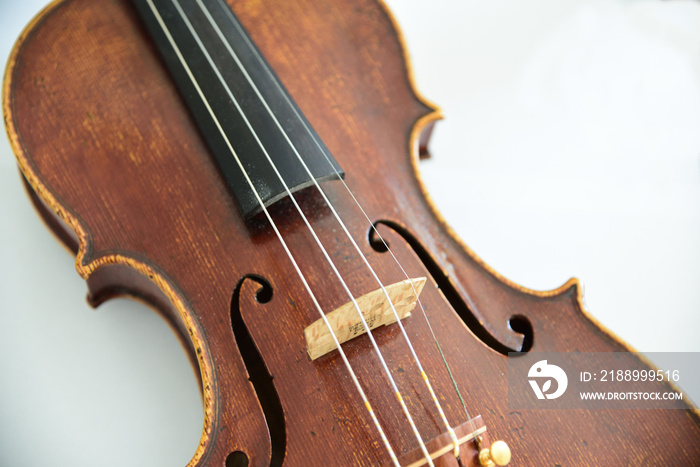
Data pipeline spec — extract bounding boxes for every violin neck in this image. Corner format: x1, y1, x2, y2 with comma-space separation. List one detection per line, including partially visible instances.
133, 0, 344, 219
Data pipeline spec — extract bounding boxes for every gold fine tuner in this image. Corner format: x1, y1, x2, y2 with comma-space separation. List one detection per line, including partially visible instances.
478, 440, 511, 466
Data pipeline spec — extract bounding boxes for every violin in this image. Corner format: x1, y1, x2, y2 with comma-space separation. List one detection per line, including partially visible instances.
2, 0, 699, 466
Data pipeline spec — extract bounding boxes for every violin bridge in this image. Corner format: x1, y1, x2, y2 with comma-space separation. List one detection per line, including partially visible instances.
304, 277, 426, 360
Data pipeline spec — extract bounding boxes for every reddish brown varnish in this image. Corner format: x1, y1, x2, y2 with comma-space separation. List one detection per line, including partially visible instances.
4, 0, 700, 466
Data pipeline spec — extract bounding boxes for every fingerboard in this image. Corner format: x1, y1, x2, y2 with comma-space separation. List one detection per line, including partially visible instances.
133, 0, 344, 219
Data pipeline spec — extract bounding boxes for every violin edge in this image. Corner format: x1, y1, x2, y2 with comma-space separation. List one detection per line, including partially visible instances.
5, 2, 699, 466
2, 4, 222, 465
378, 0, 679, 377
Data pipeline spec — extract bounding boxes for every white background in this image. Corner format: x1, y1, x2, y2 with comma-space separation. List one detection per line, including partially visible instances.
1, 1, 699, 466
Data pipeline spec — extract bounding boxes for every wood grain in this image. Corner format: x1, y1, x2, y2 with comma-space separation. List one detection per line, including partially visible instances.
4, 0, 700, 465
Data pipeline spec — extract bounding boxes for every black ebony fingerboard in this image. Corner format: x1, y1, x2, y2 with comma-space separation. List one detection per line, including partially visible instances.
133, 0, 344, 219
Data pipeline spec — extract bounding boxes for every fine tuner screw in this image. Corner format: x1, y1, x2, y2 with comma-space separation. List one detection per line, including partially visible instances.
478, 440, 511, 466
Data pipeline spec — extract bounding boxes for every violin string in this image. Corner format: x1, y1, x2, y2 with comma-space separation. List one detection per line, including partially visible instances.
206, 0, 469, 455
217, 0, 482, 454
176, 1, 436, 463
145, 2, 401, 465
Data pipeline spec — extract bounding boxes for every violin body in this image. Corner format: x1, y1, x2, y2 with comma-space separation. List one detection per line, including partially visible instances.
4, 0, 699, 465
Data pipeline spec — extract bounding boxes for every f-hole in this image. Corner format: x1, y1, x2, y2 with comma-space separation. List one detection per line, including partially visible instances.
509, 315, 534, 353
226, 451, 249, 467
231, 274, 285, 466
368, 221, 534, 354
